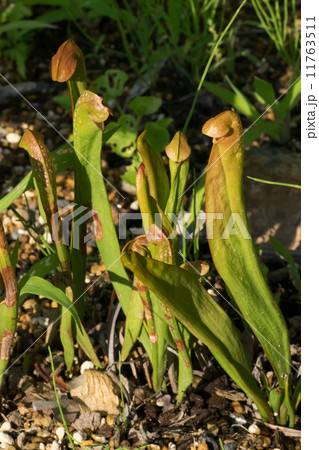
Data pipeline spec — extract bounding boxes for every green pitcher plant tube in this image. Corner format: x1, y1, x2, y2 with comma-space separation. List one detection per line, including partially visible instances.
203, 111, 294, 426
19, 129, 101, 370
50, 39, 87, 114
50, 39, 88, 308
0, 217, 18, 390
121, 251, 274, 422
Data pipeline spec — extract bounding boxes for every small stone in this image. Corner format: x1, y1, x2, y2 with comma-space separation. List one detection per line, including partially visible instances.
39, 444, 46, 450
17, 432, 26, 447
106, 414, 116, 426
248, 423, 261, 435
130, 199, 139, 211
37, 317, 50, 327
23, 298, 38, 313
156, 394, 171, 407
197, 444, 208, 450
6, 132, 21, 144
168, 443, 176, 450
73, 430, 87, 443
0, 431, 14, 445
0, 422, 11, 431
51, 440, 61, 450
192, 374, 202, 389
261, 436, 272, 447
80, 361, 95, 374
233, 404, 245, 414
55, 426, 66, 442
214, 281, 224, 291
120, 180, 136, 196
207, 423, 219, 436
92, 434, 107, 443
229, 412, 247, 424
223, 442, 237, 450
231, 401, 245, 414
37, 430, 50, 438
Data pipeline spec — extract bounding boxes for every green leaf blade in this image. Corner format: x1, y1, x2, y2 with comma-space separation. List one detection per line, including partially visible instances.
122, 251, 273, 422
204, 111, 291, 393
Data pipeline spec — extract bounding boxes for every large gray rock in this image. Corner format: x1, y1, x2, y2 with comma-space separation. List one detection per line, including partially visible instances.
243, 144, 300, 251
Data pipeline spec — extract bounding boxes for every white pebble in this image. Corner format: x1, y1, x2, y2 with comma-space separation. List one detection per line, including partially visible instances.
248, 423, 261, 434
0, 422, 11, 431
17, 432, 26, 447
73, 430, 87, 442
39, 443, 46, 450
55, 426, 66, 442
130, 199, 139, 211
0, 431, 14, 445
51, 440, 61, 450
37, 317, 50, 327
6, 132, 21, 144
80, 361, 94, 374
156, 394, 171, 407
92, 434, 107, 443
229, 412, 247, 424
37, 430, 50, 438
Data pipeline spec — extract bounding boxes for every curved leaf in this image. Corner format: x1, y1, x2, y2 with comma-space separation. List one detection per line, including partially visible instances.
19, 276, 101, 368
136, 130, 170, 211
73, 90, 131, 312
122, 251, 274, 422
19, 276, 80, 328
203, 111, 291, 394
